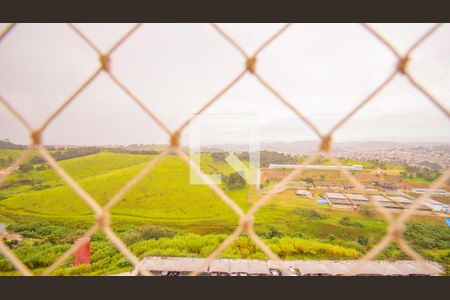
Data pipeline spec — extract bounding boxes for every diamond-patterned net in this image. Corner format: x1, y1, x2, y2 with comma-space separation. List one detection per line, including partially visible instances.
0, 23, 448, 276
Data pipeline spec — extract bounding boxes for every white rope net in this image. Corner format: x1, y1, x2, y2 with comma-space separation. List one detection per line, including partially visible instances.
0, 23, 448, 276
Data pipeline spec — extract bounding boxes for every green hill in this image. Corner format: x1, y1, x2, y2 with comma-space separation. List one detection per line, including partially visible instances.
0, 150, 448, 275
0, 152, 247, 227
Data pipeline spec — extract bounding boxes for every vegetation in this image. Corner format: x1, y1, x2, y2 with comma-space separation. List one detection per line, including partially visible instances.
103, 148, 160, 156
211, 152, 228, 162
0, 145, 448, 275
400, 165, 441, 183
237, 151, 298, 168
223, 172, 246, 190
0, 219, 447, 276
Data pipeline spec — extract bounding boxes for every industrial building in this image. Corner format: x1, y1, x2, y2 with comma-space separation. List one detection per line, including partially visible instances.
295, 189, 313, 198
141, 257, 208, 275
268, 164, 363, 171
411, 188, 449, 195
323, 192, 435, 214
423, 199, 449, 213
132, 257, 444, 276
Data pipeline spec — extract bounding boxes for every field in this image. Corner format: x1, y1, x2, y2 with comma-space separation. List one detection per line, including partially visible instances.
0, 150, 449, 275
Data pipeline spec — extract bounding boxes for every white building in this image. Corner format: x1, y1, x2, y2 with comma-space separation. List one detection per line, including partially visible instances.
296, 189, 313, 198
411, 188, 449, 195
423, 199, 449, 213
268, 164, 363, 171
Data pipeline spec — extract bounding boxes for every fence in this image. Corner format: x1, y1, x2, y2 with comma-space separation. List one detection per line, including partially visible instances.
0, 23, 449, 276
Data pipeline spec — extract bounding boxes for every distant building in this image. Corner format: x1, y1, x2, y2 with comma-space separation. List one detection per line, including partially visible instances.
423, 199, 449, 213
137, 256, 444, 276
295, 189, 313, 198
268, 164, 363, 171
323, 192, 434, 213
410, 188, 449, 195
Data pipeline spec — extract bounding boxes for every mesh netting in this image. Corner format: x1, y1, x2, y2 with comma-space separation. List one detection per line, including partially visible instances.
0, 23, 449, 276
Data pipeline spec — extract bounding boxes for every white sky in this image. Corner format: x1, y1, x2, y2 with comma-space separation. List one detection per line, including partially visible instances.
0, 23, 449, 146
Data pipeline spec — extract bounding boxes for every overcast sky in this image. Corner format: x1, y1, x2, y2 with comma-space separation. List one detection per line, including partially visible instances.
0, 23, 449, 146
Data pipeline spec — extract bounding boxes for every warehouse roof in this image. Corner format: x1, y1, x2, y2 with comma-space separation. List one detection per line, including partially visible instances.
345, 194, 368, 201
296, 261, 332, 275
323, 261, 350, 275
139, 257, 444, 276
229, 259, 249, 273
248, 260, 270, 274
389, 196, 413, 204
325, 192, 347, 199
175, 257, 208, 272
210, 259, 230, 273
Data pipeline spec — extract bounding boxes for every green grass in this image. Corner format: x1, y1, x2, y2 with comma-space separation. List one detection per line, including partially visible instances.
0, 149, 448, 275
0, 152, 245, 226
402, 176, 430, 185
0, 149, 23, 161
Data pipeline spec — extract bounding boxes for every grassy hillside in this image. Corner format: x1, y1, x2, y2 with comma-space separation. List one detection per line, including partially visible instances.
0, 150, 448, 275
0, 152, 245, 226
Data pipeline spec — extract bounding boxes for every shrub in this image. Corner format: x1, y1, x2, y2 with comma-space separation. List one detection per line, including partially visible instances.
264, 227, 282, 239
18, 164, 33, 173
139, 225, 177, 240
32, 184, 50, 191
30, 157, 45, 164
294, 208, 327, 219
357, 235, 369, 246
403, 223, 450, 250
339, 217, 363, 228
359, 205, 376, 218
0, 258, 13, 272
35, 164, 49, 171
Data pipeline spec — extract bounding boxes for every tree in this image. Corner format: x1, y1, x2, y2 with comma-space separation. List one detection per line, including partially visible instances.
19, 164, 33, 173
265, 227, 281, 239
36, 164, 48, 171
30, 156, 45, 164
224, 172, 246, 190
